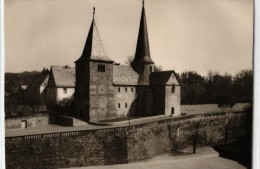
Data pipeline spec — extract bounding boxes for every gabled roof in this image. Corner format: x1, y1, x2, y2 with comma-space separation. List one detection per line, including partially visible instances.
75, 12, 113, 63
132, 3, 154, 64
150, 71, 181, 86
27, 69, 49, 89
113, 65, 139, 85
49, 66, 75, 87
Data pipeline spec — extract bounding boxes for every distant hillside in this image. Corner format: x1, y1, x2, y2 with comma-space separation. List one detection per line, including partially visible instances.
5, 71, 41, 92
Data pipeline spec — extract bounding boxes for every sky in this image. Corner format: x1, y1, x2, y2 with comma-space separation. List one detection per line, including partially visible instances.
4, 0, 253, 75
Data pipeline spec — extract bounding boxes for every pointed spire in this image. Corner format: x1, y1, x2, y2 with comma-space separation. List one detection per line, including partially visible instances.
132, 0, 154, 64
75, 7, 113, 63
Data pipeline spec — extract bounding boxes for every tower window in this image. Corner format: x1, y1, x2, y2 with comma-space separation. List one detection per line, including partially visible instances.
150, 66, 153, 72
125, 103, 127, 108
171, 107, 175, 114
118, 87, 120, 92
172, 85, 175, 93
125, 87, 127, 92
131, 88, 134, 92
98, 64, 106, 72
63, 88, 67, 94
118, 103, 121, 108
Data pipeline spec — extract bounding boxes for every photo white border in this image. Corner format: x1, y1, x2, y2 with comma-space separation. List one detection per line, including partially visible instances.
253, 1, 260, 169
0, 0, 259, 169
0, 0, 5, 168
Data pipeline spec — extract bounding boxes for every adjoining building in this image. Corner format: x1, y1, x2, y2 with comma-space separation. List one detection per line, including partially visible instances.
73, 2, 181, 122
46, 65, 75, 107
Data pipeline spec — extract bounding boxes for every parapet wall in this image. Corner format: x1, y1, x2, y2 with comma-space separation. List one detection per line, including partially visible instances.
5, 111, 247, 169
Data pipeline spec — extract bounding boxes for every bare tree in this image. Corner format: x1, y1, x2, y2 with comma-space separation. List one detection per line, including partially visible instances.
192, 122, 200, 154
124, 56, 134, 66
223, 119, 231, 144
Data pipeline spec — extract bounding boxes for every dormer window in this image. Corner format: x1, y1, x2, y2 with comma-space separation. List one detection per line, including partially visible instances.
98, 64, 105, 72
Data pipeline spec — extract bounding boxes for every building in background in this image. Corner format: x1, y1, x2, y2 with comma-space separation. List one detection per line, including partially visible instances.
46, 66, 75, 107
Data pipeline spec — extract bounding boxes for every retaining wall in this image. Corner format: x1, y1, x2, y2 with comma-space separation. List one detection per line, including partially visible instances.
181, 103, 250, 115
5, 113, 49, 130
6, 111, 247, 169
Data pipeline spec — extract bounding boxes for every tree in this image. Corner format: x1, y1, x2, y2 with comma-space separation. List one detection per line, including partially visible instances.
192, 122, 200, 154
180, 71, 206, 104
223, 120, 231, 144
232, 70, 253, 103
124, 56, 134, 66
205, 71, 234, 106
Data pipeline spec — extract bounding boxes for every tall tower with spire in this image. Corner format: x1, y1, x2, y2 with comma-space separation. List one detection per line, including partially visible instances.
74, 7, 116, 122
131, 0, 155, 85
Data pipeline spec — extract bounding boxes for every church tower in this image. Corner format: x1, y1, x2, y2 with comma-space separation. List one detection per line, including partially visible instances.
131, 0, 155, 85
131, 0, 155, 115
74, 8, 116, 122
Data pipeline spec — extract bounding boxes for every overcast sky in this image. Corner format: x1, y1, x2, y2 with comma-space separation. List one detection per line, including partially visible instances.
5, 0, 253, 75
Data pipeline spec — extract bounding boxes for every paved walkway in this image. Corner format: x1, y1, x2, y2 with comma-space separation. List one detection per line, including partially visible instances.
65, 147, 246, 169
5, 124, 110, 137
5, 115, 171, 137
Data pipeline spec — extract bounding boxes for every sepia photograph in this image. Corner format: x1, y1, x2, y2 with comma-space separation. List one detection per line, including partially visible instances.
4, 0, 253, 168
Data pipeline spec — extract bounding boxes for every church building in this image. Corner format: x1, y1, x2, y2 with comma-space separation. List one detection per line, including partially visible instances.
73, 1, 181, 122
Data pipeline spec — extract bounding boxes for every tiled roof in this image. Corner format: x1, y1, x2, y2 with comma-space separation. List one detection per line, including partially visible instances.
27, 69, 49, 89
132, 6, 154, 64
51, 66, 75, 87
150, 70, 180, 85
75, 20, 113, 63
113, 65, 139, 85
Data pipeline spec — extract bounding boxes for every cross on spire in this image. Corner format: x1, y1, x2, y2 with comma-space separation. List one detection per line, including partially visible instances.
93, 7, 95, 19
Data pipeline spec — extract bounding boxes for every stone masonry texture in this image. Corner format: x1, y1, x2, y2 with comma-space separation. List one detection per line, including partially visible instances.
6, 112, 247, 169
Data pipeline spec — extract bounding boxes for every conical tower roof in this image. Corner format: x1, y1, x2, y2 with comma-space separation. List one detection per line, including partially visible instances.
75, 8, 113, 63
132, 1, 154, 64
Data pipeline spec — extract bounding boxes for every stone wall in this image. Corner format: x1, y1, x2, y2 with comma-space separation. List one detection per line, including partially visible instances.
5, 113, 49, 130
6, 128, 127, 169
127, 112, 246, 162
181, 103, 250, 115
6, 111, 247, 168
